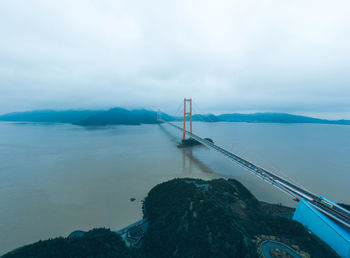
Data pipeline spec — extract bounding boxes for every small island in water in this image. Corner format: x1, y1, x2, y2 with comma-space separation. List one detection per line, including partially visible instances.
3, 178, 339, 258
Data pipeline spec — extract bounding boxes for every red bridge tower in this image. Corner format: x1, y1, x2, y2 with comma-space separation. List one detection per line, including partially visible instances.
182, 98, 192, 140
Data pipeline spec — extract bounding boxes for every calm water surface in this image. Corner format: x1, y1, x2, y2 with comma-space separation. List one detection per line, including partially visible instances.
0, 121, 349, 254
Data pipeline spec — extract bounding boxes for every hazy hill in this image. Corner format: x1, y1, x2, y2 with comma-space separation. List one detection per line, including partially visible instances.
178, 112, 350, 125
75, 108, 172, 126
1, 108, 349, 126
75, 108, 144, 126
3, 178, 339, 258
216, 113, 350, 124
0, 110, 102, 123
191, 113, 220, 122
0, 108, 171, 126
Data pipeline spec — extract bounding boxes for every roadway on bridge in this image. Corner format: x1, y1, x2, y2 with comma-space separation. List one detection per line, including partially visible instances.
160, 119, 350, 229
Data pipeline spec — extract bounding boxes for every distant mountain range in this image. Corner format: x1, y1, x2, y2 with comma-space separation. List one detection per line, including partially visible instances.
76, 108, 172, 126
192, 113, 350, 125
0, 108, 172, 126
0, 108, 349, 126
0, 110, 102, 123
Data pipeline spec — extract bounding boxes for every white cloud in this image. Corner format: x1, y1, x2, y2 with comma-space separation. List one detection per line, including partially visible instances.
0, 0, 350, 118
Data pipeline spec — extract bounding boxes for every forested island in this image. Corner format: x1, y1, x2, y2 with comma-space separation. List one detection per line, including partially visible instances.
3, 178, 338, 258
1, 108, 350, 126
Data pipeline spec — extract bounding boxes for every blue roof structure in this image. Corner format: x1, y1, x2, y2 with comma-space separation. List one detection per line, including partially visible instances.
293, 199, 350, 257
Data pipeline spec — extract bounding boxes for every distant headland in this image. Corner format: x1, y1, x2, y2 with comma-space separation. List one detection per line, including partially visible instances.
0, 108, 349, 126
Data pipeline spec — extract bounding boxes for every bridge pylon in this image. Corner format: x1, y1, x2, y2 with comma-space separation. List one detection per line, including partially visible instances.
157, 109, 161, 121
177, 98, 202, 148
182, 98, 192, 140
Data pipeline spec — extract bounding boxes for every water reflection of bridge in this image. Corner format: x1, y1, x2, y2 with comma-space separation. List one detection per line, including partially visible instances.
158, 122, 217, 177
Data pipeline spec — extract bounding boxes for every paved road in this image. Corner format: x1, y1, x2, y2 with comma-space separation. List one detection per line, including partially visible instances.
260, 240, 301, 258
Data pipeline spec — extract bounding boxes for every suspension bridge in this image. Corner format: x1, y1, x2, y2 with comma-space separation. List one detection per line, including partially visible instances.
158, 98, 350, 231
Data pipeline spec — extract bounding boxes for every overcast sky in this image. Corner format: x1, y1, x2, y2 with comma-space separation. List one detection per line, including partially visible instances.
1, 1, 350, 118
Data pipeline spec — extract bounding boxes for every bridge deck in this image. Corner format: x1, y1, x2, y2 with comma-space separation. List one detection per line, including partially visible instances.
160, 120, 350, 229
